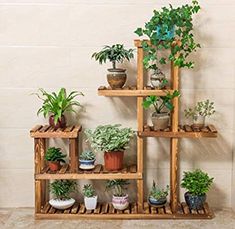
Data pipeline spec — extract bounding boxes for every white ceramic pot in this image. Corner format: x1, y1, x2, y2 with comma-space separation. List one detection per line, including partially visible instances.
112, 194, 129, 210
193, 115, 205, 128
151, 112, 169, 130
49, 198, 75, 210
84, 196, 98, 210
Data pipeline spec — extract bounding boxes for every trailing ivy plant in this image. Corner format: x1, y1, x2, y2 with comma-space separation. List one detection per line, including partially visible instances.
82, 184, 96, 198
184, 99, 215, 121
134, 0, 201, 70
142, 91, 180, 114
149, 180, 169, 200
85, 124, 134, 152
181, 169, 214, 196
34, 88, 84, 125
92, 44, 134, 70
106, 179, 129, 197
50, 180, 77, 200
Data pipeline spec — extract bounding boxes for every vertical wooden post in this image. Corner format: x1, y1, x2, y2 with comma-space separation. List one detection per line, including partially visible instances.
136, 42, 144, 212
170, 43, 180, 213
69, 138, 78, 173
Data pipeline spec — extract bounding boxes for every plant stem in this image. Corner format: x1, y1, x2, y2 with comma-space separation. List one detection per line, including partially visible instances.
112, 61, 116, 69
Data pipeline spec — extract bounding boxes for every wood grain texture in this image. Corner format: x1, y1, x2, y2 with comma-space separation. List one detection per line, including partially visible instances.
69, 138, 78, 173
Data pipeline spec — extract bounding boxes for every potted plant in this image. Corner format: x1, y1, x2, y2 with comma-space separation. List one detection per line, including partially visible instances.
35, 88, 84, 129
82, 184, 97, 210
184, 99, 215, 128
181, 169, 214, 210
92, 44, 134, 89
142, 91, 180, 130
79, 150, 96, 170
45, 147, 66, 171
148, 181, 169, 207
85, 124, 134, 171
150, 69, 168, 89
49, 180, 77, 210
106, 179, 129, 210
134, 1, 201, 77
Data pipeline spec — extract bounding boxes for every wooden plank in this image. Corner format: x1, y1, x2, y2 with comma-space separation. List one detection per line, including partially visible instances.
71, 203, 79, 214
86, 209, 93, 214
181, 202, 190, 214
39, 125, 50, 133
64, 207, 72, 214
59, 164, 69, 174
158, 207, 165, 214
203, 202, 212, 215
150, 207, 157, 214
191, 209, 198, 214
201, 127, 209, 133
124, 205, 130, 214
131, 203, 138, 214
184, 125, 192, 132
48, 206, 56, 214
197, 209, 205, 215
164, 203, 172, 214
121, 167, 128, 173
69, 138, 78, 173
109, 203, 115, 214
64, 126, 74, 132
137, 179, 144, 212
94, 203, 101, 214
30, 125, 42, 133
208, 124, 217, 133
78, 203, 85, 214
93, 164, 102, 173
41, 202, 51, 214
144, 202, 150, 214
34, 138, 41, 174
101, 203, 109, 214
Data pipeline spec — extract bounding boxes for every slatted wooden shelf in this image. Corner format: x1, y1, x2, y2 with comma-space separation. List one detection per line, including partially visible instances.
139, 124, 218, 138
98, 86, 173, 97
30, 125, 82, 138
36, 164, 140, 180
36, 202, 213, 220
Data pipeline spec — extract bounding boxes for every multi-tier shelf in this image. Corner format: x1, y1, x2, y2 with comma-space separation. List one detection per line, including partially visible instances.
31, 40, 217, 220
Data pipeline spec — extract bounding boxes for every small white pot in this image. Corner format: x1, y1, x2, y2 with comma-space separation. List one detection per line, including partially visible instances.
49, 198, 75, 210
84, 196, 97, 210
112, 194, 129, 210
193, 115, 205, 128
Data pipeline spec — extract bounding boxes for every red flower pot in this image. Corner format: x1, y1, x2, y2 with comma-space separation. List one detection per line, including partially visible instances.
49, 115, 66, 130
48, 161, 61, 171
104, 151, 124, 171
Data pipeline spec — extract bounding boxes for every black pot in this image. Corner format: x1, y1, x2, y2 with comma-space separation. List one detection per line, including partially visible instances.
184, 192, 206, 210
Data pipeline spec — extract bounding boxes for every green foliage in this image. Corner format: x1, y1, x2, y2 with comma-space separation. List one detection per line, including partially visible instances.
149, 180, 169, 200
45, 147, 66, 162
50, 180, 77, 200
79, 151, 96, 160
85, 124, 134, 152
181, 169, 214, 196
184, 99, 215, 121
142, 91, 180, 113
134, 0, 201, 69
82, 184, 96, 198
106, 179, 129, 197
34, 88, 84, 125
92, 44, 134, 69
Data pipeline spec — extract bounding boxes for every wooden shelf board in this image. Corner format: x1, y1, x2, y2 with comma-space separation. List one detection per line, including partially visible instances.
30, 125, 82, 138
139, 125, 218, 138
36, 164, 141, 180
36, 202, 214, 220
98, 86, 173, 97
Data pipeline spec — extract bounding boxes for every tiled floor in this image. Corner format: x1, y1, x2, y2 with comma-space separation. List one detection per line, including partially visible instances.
1, 208, 235, 229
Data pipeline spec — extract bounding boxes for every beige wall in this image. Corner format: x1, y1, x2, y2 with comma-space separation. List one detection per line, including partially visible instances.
0, 0, 234, 209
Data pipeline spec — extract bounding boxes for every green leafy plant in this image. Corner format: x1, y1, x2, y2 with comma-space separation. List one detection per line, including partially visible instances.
135, 0, 201, 69
85, 124, 134, 152
184, 99, 215, 121
45, 147, 66, 162
79, 151, 96, 161
181, 169, 214, 196
92, 44, 134, 69
35, 88, 84, 124
50, 180, 77, 200
106, 179, 129, 197
142, 91, 180, 113
149, 180, 169, 200
82, 184, 96, 198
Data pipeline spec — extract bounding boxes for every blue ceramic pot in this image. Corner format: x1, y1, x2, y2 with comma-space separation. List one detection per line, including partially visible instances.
156, 25, 175, 40
148, 196, 167, 207
184, 192, 206, 210
79, 159, 95, 170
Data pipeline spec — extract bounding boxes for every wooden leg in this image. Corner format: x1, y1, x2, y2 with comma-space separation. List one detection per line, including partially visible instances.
170, 138, 179, 213
69, 138, 78, 173
137, 179, 144, 213
35, 180, 42, 213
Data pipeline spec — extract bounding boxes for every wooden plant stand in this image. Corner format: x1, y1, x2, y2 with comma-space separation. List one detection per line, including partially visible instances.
31, 40, 217, 220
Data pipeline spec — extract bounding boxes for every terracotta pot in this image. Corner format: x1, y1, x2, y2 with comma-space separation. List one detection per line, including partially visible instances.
48, 161, 61, 171
104, 151, 124, 171
107, 68, 127, 89
49, 115, 66, 130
